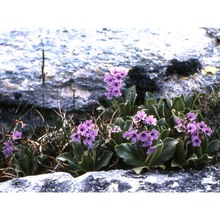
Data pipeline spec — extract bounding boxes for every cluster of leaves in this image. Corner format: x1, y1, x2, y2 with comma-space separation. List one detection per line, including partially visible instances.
0, 67, 219, 180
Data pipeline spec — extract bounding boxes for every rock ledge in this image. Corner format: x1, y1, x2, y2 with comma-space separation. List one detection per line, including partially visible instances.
0, 167, 219, 192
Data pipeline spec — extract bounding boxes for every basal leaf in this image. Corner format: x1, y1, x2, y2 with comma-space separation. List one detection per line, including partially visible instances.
132, 166, 148, 174
154, 137, 178, 164
144, 144, 163, 167
57, 152, 78, 170
113, 117, 125, 128
122, 85, 137, 107
206, 140, 220, 156
115, 143, 145, 167
72, 142, 84, 161
95, 150, 113, 171
171, 96, 185, 112
78, 151, 96, 172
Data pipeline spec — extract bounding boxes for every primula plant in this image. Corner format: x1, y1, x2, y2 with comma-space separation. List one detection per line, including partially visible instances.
111, 111, 179, 173
98, 67, 220, 173
99, 67, 137, 119
172, 112, 219, 168
57, 119, 113, 174
2, 130, 49, 177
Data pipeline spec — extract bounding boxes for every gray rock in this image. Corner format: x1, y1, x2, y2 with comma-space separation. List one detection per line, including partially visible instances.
0, 167, 219, 192
1, 27, 220, 113
1, 27, 220, 137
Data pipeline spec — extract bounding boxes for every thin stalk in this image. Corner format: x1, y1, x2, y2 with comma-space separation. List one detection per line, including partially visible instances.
41, 48, 46, 108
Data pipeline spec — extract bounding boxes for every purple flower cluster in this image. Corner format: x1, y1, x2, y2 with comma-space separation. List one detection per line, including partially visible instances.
133, 110, 157, 126
104, 67, 128, 99
123, 111, 159, 155
3, 131, 22, 158
71, 119, 98, 150
3, 140, 14, 158
175, 112, 213, 147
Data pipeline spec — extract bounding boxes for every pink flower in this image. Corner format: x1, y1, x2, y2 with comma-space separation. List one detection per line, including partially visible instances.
187, 112, 196, 121
145, 115, 157, 125
84, 119, 94, 130
187, 122, 197, 133
123, 129, 138, 143
146, 146, 157, 155
3, 140, 14, 158
12, 131, 22, 140
133, 111, 146, 124
191, 136, 201, 147
149, 129, 159, 140
104, 73, 114, 86
204, 127, 212, 136
111, 126, 121, 133
77, 123, 88, 136
71, 132, 81, 142
197, 121, 207, 132
137, 131, 151, 142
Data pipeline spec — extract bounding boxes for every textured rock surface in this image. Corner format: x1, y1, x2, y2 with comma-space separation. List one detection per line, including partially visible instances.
1, 27, 220, 113
0, 167, 219, 192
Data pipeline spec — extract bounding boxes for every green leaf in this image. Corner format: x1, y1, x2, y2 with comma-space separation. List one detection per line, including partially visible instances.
133, 166, 148, 174
72, 142, 84, 161
201, 134, 208, 154
171, 159, 183, 168
167, 109, 180, 128
206, 140, 220, 156
163, 96, 172, 110
196, 154, 211, 168
119, 100, 131, 117
110, 98, 120, 111
115, 143, 145, 167
153, 137, 178, 165
157, 118, 169, 129
173, 139, 186, 163
14, 147, 39, 176
145, 137, 178, 168
171, 96, 185, 112
105, 138, 117, 149
122, 85, 137, 107
113, 118, 125, 128
186, 153, 199, 168
16, 155, 35, 175
57, 152, 78, 170
144, 144, 163, 167
96, 105, 106, 112
78, 151, 96, 172
159, 129, 171, 140
186, 153, 198, 163
145, 98, 157, 115
158, 102, 165, 118
111, 131, 124, 145
152, 104, 160, 118
123, 120, 133, 131
184, 94, 195, 109
95, 150, 113, 170
145, 92, 156, 100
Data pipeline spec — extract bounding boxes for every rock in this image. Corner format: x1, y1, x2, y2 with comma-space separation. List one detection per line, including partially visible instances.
1, 27, 220, 135
204, 27, 220, 44
0, 167, 219, 192
0, 27, 220, 112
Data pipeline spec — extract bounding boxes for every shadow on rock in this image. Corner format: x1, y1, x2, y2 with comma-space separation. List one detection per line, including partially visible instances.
165, 58, 202, 76
124, 66, 161, 105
